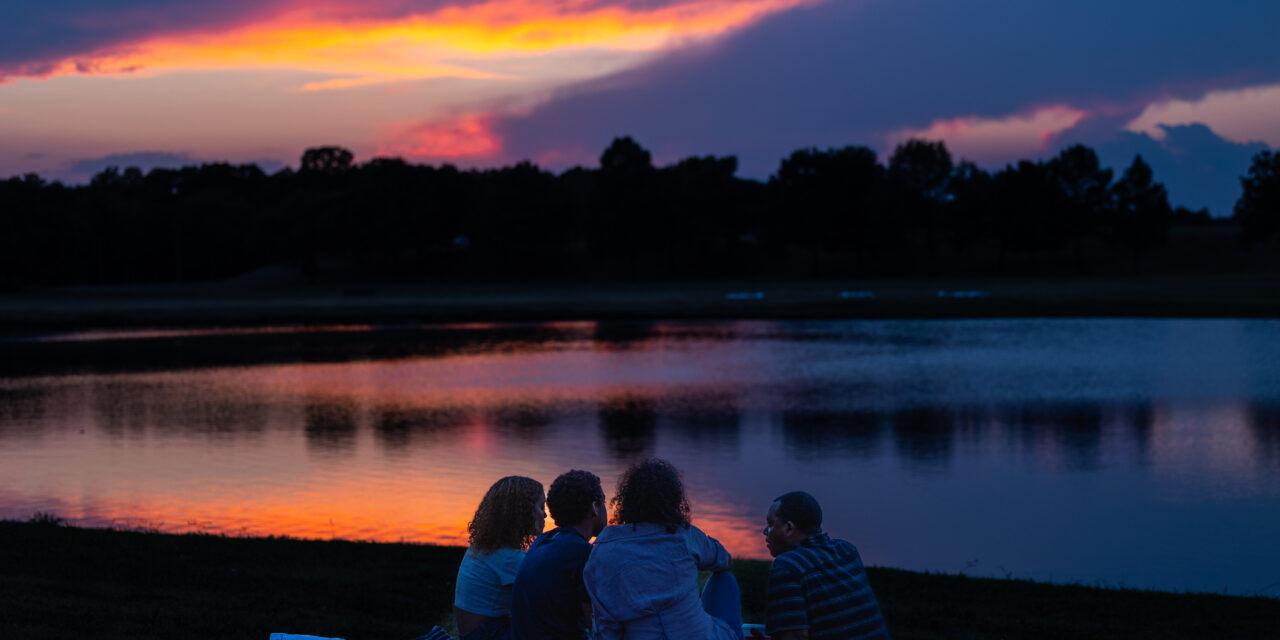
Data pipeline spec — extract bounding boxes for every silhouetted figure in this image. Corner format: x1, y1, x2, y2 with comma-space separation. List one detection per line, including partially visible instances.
455, 476, 547, 640
584, 459, 741, 640
761, 492, 889, 640
511, 470, 608, 640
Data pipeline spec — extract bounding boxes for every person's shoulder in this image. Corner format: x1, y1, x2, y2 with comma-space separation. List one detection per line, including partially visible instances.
826, 534, 856, 549
526, 530, 554, 553
542, 528, 593, 559
774, 536, 846, 573
682, 523, 709, 540
826, 537, 865, 565
485, 546, 525, 568
770, 547, 811, 575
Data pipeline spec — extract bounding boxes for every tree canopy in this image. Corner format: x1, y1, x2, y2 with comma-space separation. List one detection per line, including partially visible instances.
0, 137, 1268, 290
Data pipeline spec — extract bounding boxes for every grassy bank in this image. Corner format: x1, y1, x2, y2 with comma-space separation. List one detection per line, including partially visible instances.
2, 276, 1280, 334
3, 522, 1277, 639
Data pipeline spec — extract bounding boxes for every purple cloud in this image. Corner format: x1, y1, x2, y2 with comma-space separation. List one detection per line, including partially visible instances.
53, 151, 282, 184
491, 0, 1280, 185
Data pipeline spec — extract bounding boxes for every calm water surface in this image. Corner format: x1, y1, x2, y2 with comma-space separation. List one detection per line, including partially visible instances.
2, 319, 1279, 596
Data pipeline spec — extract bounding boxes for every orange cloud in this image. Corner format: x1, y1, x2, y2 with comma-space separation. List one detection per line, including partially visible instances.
886, 105, 1087, 164
379, 113, 504, 160
18, 0, 818, 89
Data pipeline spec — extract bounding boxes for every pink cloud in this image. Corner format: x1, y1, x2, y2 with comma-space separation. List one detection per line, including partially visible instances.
1126, 82, 1280, 148
885, 105, 1088, 166
377, 113, 504, 161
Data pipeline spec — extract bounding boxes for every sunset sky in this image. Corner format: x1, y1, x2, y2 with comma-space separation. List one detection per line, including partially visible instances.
3, 0, 1279, 214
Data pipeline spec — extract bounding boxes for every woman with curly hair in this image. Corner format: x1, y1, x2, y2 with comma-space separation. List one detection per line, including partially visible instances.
454, 475, 546, 640
583, 459, 741, 640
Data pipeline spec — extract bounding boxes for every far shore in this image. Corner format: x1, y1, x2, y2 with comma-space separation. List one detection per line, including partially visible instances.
3, 275, 1280, 334
3, 520, 1278, 640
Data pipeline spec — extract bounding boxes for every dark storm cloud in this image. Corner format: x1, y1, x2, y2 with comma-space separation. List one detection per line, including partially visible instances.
493, 0, 1280, 178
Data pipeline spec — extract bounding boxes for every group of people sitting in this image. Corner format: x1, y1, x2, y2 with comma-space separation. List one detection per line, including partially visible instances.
447, 458, 889, 640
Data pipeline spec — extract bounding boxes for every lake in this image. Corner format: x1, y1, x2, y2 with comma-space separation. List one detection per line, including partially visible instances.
2, 318, 1279, 597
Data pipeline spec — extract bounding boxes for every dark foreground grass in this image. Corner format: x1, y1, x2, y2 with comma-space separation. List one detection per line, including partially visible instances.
3, 521, 1278, 640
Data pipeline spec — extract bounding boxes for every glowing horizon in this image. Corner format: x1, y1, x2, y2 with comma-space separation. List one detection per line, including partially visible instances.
2, 0, 1277, 206
0, 0, 819, 177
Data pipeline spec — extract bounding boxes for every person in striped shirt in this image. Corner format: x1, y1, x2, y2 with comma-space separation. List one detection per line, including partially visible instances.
760, 491, 889, 640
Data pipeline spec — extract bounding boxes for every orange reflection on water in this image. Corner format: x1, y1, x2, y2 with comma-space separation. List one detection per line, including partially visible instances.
11, 427, 557, 546
7, 317, 1280, 599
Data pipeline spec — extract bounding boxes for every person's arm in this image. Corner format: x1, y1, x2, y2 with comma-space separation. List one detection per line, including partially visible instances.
455, 607, 492, 636
765, 562, 809, 639
687, 525, 732, 572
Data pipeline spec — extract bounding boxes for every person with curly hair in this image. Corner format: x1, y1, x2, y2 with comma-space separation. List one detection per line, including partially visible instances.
455, 475, 546, 640
511, 469, 608, 640
583, 459, 741, 640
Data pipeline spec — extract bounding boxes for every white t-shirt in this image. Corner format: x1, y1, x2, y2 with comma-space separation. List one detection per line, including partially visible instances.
454, 546, 526, 617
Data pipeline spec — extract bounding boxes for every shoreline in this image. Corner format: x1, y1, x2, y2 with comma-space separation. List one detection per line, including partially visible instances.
4, 520, 1278, 639
3, 275, 1280, 334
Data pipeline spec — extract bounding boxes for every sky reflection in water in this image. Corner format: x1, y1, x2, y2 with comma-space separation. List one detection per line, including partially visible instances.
1, 319, 1279, 597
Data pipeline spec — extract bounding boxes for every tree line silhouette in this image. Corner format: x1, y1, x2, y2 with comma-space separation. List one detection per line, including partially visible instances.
1, 137, 1277, 288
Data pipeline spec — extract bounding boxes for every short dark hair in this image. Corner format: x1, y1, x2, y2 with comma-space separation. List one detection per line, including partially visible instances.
773, 491, 822, 534
547, 469, 604, 527
611, 458, 691, 533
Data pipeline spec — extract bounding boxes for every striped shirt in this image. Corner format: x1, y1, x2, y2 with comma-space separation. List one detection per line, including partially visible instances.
765, 533, 889, 640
